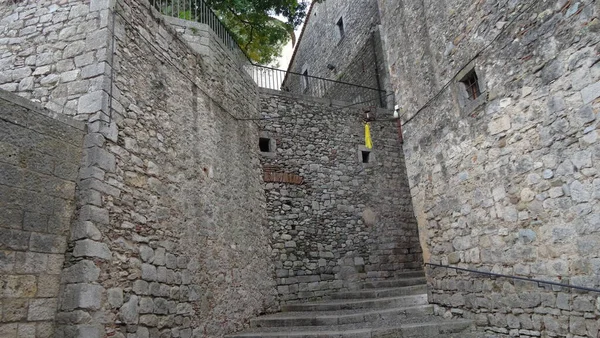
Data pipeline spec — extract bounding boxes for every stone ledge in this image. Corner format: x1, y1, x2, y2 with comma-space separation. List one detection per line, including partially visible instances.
259, 88, 393, 115
0, 88, 86, 131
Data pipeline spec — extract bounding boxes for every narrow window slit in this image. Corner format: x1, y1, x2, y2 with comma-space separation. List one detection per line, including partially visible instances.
362, 150, 370, 163
259, 138, 271, 152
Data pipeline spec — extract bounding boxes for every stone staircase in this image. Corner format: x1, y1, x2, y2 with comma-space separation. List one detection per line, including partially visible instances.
228, 271, 476, 338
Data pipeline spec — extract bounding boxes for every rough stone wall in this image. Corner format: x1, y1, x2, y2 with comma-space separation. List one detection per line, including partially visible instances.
53, 0, 276, 337
283, 0, 389, 107
379, 0, 600, 336
0, 0, 277, 337
0, 89, 85, 338
0, 0, 113, 121
259, 89, 422, 303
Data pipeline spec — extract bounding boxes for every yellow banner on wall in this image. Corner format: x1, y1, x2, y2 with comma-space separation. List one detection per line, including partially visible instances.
365, 123, 372, 149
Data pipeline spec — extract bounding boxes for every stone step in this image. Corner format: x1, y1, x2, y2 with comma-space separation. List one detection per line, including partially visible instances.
251, 304, 434, 328
330, 284, 427, 299
281, 294, 428, 312
228, 318, 473, 338
361, 277, 426, 289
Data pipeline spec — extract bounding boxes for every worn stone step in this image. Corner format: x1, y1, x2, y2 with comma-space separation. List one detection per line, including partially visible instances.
361, 277, 426, 289
251, 304, 434, 328
228, 318, 473, 338
281, 294, 428, 312
330, 284, 427, 300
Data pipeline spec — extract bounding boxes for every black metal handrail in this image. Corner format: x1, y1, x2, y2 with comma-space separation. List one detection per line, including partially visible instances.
150, 0, 250, 64
247, 64, 390, 107
425, 263, 600, 294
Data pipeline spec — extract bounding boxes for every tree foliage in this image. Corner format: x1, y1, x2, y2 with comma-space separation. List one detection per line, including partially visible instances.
159, 0, 314, 65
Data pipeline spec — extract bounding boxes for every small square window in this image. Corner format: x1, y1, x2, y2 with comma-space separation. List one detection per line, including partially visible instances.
336, 17, 345, 40
259, 138, 271, 152
361, 150, 370, 163
460, 69, 481, 100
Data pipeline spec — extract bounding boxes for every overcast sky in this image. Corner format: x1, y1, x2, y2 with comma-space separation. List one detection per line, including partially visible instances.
274, 1, 310, 70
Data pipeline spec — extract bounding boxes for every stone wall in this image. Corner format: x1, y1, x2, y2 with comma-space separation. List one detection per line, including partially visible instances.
0, 0, 277, 337
378, 0, 600, 336
259, 89, 422, 303
0, 89, 85, 338
53, 0, 277, 337
0, 0, 113, 121
283, 0, 390, 107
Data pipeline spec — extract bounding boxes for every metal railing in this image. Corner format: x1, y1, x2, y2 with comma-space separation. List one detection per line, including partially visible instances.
150, 0, 250, 64
246, 64, 390, 108
425, 263, 600, 293
150, 0, 391, 107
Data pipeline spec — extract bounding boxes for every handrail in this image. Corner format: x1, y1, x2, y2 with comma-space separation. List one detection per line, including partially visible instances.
247, 64, 390, 107
425, 263, 600, 294
255, 64, 389, 93
150, 0, 251, 64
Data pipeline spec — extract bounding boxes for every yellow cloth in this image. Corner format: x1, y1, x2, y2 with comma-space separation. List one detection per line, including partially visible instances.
365, 123, 372, 149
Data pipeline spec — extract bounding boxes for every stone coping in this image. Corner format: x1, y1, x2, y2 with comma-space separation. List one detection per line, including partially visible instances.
0, 88, 86, 131
259, 88, 393, 114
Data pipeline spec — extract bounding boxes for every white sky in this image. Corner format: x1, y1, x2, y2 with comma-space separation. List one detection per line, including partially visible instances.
273, 1, 310, 70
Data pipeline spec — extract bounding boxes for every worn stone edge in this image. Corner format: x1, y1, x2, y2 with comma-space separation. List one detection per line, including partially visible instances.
259, 88, 392, 115
0, 88, 86, 131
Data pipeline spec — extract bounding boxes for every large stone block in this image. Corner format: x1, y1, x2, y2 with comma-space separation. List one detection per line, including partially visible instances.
61, 284, 104, 311
119, 295, 139, 324
62, 260, 101, 284
27, 298, 58, 321
0, 275, 37, 298
29, 233, 67, 253
2, 298, 28, 321
78, 205, 109, 225
0, 229, 30, 251
83, 147, 115, 173
72, 239, 111, 260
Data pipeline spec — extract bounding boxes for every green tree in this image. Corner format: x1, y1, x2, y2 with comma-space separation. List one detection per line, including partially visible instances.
156, 0, 315, 65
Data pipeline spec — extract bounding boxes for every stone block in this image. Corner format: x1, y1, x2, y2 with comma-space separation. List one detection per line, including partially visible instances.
153, 298, 168, 315
0, 229, 30, 250
139, 245, 154, 263
72, 240, 111, 260
27, 298, 58, 321
63, 41, 86, 58
66, 325, 103, 338
36, 274, 61, 297
61, 284, 104, 311
165, 253, 176, 268
85, 28, 109, 51
488, 115, 511, 135
78, 205, 109, 225
78, 91, 108, 114
83, 147, 115, 173
70, 221, 102, 241
119, 295, 139, 324
0, 275, 37, 298
90, 0, 111, 12
141, 264, 157, 281
139, 297, 154, 314
0, 323, 17, 337
14, 252, 48, 274
78, 178, 120, 197
153, 248, 165, 266
62, 260, 100, 284
133, 280, 149, 295
29, 233, 67, 253
18, 323, 36, 338
2, 298, 28, 321
581, 81, 600, 104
